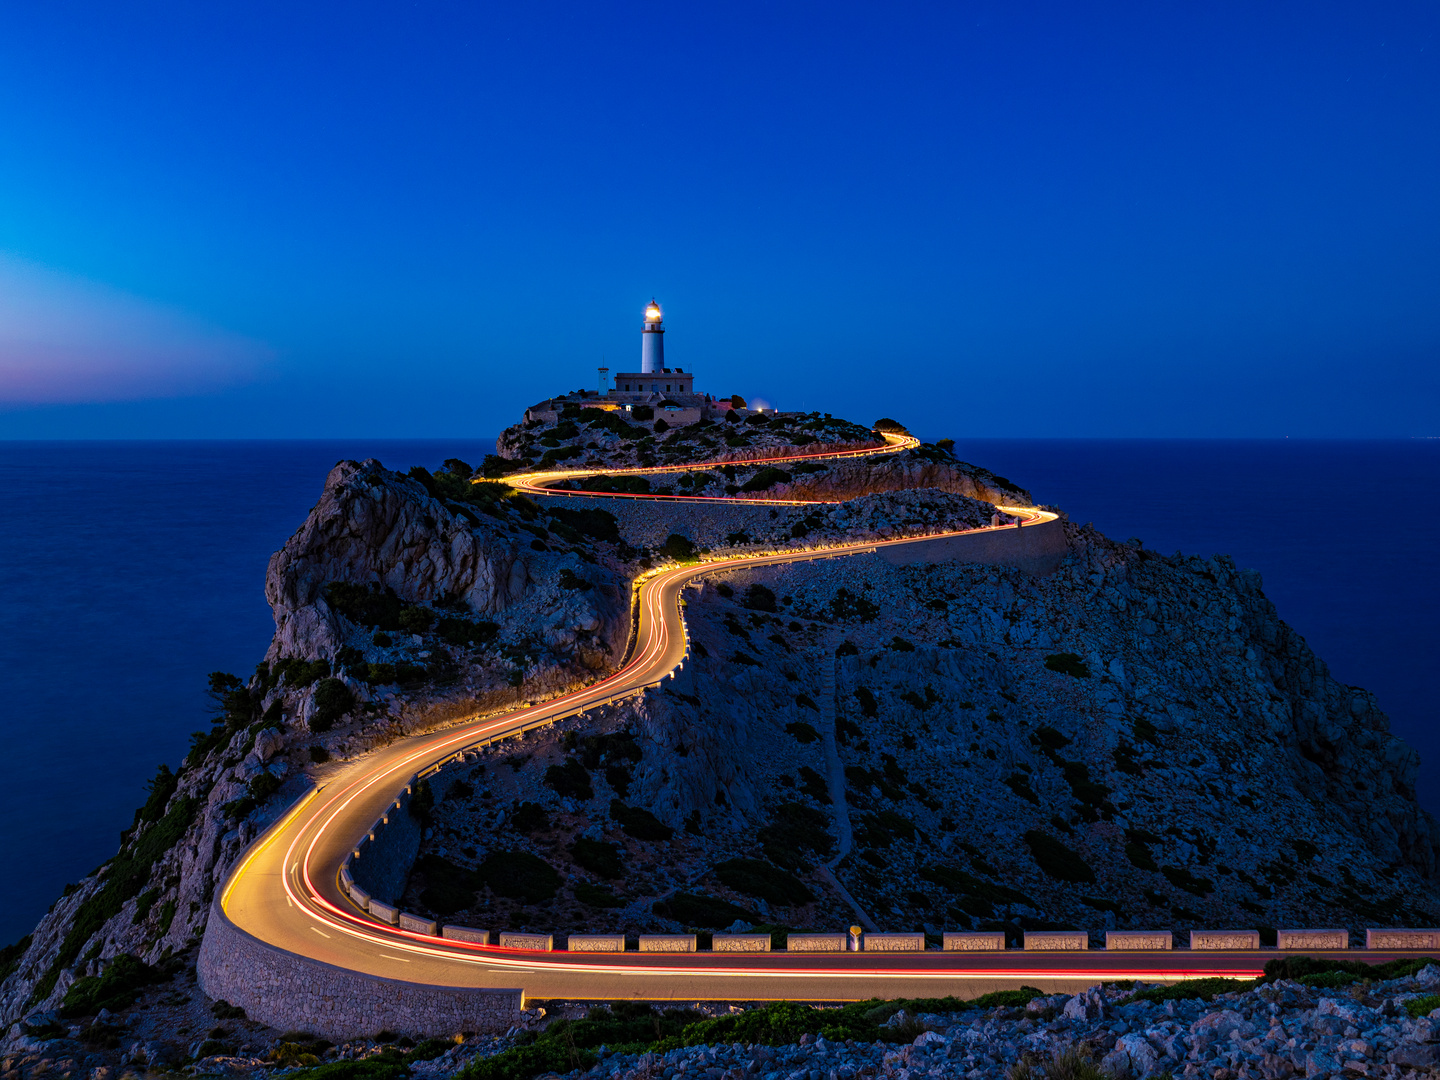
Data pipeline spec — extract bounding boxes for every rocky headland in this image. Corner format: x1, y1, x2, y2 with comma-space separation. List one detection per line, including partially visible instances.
2, 406, 1437, 1080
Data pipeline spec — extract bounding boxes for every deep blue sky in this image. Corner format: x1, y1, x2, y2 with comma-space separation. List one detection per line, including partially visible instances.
0, 1, 1436, 438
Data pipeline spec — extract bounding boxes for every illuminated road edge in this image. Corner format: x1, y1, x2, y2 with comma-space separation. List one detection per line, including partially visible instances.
203, 431, 1385, 1031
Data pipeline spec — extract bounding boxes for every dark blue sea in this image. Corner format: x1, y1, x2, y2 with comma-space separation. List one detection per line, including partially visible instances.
0, 439, 1435, 943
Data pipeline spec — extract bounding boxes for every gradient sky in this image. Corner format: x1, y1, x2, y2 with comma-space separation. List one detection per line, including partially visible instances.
0, 1, 1436, 439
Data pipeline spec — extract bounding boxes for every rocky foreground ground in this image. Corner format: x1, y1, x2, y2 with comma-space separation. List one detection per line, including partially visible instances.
9, 959, 1440, 1080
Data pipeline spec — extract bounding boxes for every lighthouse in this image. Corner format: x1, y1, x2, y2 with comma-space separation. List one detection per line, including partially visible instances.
640, 299, 664, 374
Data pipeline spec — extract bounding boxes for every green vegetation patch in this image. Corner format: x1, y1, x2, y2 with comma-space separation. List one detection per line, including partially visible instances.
1023, 830, 1096, 884
290, 1040, 455, 1080
32, 794, 201, 1005
1261, 954, 1440, 987
1130, 977, 1258, 1004
713, 859, 813, 906
1406, 994, 1440, 1018
61, 954, 168, 1017
476, 851, 558, 904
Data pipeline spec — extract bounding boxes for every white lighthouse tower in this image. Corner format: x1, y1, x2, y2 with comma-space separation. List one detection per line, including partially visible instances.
640, 299, 664, 374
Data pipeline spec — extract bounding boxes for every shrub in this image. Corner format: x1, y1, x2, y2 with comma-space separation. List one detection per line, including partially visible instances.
787, 766, 827, 803
557, 568, 593, 591
476, 851, 559, 903
1032, 725, 1072, 751
855, 687, 879, 718
544, 759, 593, 800
570, 838, 624, 879
397, 605, 436, 634
758, 803, 834, 867
310, 678, 355, 732
738, 467, 792, 493
830, 588, 879, 622
579, 473, 652, 494
510, 802, 550, 834
61, 954, 166, 1017
631, 405, 654, 421
248, 771, 282, 802
713, 859, 813, 905
1044, 653, 1091, 678
436, 617, 499, 647
659, 534, 696, 561
873, 418, 908, 433
889, 636, 915, 652
546, 506, 620, 543
322, 582, 406, 630
574, 882, 624, 908
538, 445, 583, 467
1023, 830, 1096, 883
742, 584, 777, 612
610, 800, 674, 841
1124, 841, 1159, 872
414, 854, 482, 915
128, 766, 179, 832
785, 722, 820, 744
655, 893, 756, 928
1161, 865, 1214, 896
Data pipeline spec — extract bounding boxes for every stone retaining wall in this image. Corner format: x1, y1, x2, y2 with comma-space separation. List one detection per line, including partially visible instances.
197, 901, 521, 1039
875, 517, 1068, 576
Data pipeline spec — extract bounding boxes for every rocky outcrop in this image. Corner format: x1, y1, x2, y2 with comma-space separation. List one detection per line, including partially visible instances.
265, 459, 533, 662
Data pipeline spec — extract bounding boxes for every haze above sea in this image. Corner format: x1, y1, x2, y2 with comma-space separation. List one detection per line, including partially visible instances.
0, 438, 1435, 943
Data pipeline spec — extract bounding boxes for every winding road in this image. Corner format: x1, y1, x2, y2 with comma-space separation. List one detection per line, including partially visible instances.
211, 431, 1388, 1010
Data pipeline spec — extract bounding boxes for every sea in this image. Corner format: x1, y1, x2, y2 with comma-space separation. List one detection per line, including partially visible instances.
0, 438, 1435, 943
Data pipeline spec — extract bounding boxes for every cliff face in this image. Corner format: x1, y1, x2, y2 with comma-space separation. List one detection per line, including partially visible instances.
266, 459, 534, 660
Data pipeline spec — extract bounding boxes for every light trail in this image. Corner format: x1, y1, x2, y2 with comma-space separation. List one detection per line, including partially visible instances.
217, 429, 1322, 1002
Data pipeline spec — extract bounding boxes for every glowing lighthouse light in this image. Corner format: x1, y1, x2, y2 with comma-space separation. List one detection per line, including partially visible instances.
641, 299, 664, 373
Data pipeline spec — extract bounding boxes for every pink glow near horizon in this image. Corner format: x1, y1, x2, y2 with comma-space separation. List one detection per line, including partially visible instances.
0, 254, 272, 405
